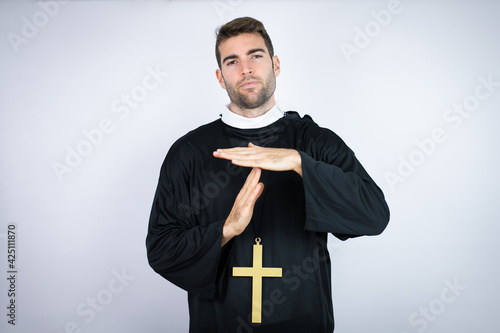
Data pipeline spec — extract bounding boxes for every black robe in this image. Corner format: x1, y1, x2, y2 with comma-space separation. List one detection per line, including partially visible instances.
146, 111, 390, 333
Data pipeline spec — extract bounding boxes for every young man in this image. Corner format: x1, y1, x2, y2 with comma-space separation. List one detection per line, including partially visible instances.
147, 17, 390, 333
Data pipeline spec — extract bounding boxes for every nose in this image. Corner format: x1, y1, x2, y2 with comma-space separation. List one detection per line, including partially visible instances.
240, 60, 253, 75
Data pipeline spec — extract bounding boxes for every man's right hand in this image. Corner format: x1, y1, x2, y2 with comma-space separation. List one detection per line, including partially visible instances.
221, 167, 264, 247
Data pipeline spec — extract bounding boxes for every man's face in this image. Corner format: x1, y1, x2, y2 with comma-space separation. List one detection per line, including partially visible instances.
216, 33, 280, 111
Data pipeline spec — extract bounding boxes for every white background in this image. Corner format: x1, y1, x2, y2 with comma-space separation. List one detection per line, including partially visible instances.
1, 0, 499, 332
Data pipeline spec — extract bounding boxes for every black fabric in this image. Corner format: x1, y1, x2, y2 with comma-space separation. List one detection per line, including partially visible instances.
146, 111, 390, 333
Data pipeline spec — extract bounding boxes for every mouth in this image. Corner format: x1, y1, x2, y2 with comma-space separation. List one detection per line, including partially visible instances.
239, 80, 259, 89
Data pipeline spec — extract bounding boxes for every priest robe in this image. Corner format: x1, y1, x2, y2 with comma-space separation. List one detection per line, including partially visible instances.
146, 111, 390, 333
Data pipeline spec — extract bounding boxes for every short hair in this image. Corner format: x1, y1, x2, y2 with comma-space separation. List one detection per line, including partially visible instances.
215, 17, 275, 68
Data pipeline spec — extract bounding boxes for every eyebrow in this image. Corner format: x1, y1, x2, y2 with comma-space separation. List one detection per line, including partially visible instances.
222, 48, 267, 65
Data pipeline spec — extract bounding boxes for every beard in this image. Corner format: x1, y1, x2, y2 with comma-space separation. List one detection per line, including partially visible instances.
223, 70, 276, 110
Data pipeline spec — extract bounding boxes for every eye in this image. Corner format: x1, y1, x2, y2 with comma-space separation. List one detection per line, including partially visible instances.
226, 60, 237, 66
252, 54, 263, 59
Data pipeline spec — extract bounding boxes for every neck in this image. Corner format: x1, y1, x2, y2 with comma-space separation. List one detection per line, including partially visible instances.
229, 96, 276, 118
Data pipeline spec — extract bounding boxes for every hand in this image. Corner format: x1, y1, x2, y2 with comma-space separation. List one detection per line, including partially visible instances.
213, 143, 303, 177
221, 167, 264, 247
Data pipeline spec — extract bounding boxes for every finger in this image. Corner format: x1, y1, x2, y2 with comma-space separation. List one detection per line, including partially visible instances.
238, 167, 261, 198
245, 167, 262, 190
213, 149, 248, 161
246, 181, 264, 208
214, 145, 261, 155
235, 183, 263, 220
218, 147, 265, 159
213, 149, 251, 159
214, 151, 263, 167
230, 158, 262, 168
242, 180, 264, 210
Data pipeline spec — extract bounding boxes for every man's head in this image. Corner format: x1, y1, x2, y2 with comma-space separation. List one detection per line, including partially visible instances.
215, 17, 280, 116
215, 17, 274, 69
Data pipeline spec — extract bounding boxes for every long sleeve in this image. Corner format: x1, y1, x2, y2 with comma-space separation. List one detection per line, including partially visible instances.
146, 140, 230, 300
298, 123, 390, 240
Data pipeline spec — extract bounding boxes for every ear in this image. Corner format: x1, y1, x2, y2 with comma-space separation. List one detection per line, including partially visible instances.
215, 69, 226, 89
272, 55, 281, 78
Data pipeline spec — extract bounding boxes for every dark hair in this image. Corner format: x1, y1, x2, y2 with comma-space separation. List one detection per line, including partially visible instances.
215, 17, 274, 68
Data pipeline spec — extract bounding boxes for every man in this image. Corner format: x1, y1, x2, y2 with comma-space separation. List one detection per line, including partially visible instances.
146, 17, 389, 333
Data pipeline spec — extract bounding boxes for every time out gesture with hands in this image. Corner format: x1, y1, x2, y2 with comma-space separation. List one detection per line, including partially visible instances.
214, 143, 303, 246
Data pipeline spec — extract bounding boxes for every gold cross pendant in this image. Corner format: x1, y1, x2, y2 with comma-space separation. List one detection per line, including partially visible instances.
233, 237, 282, 324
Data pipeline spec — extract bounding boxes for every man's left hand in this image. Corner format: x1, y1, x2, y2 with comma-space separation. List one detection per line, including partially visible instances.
213, 142, 303, 177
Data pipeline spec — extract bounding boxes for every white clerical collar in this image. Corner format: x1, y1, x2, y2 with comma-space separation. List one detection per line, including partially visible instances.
220, 104, 284, 129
